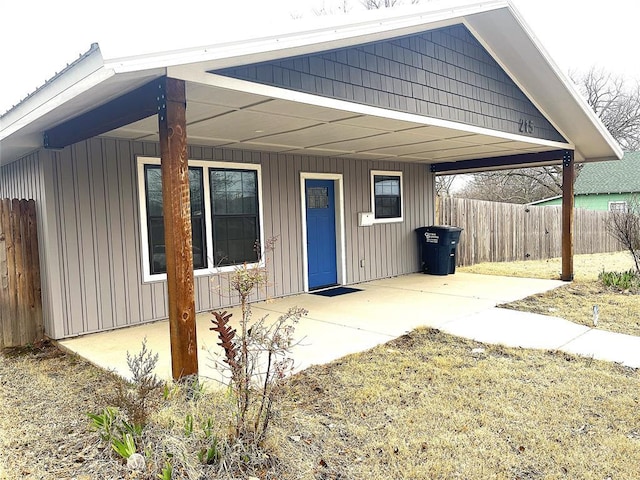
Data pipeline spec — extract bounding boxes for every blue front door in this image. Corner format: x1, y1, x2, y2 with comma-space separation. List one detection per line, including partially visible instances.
305, 179, 338, 290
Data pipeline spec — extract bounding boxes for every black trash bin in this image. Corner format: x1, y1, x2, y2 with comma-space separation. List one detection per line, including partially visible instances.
415, 225, 463, 275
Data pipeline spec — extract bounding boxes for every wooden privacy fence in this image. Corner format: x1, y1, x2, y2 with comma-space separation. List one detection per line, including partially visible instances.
0, 199, 43, 348
436, 197, 624, 267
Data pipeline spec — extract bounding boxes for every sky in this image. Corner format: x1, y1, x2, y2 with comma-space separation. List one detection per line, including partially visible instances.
1, 0, 639, 114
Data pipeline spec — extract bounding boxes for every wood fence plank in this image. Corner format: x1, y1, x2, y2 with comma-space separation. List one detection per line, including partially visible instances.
26, 200, 44, 340
0, 199, 8, 348
20, 200, 35, 344
12, 199, 28, 346
5, 199, 18, 347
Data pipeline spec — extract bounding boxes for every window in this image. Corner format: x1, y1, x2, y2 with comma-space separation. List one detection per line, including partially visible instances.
609, 201, 628, 213
210, 168, 260, 266
371, 170, 403, 222
138, 158, 263, 282
144, 165, 207, 275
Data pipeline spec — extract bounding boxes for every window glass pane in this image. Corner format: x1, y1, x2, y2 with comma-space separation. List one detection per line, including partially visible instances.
374, 175, 400, 196
307, 187, 329, 209
145, 166, 164, 217
609, 202, 628, 213
149, 218, 166, 275
144, 165, 206, 274
373, 174, 401, 219
213, 217, 259, 266
211, 169, 258, 216
375, 197, 400, 218
210, 167, 260, 267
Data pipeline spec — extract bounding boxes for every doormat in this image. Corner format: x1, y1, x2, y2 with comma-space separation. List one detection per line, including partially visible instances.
311, 287, 362, 297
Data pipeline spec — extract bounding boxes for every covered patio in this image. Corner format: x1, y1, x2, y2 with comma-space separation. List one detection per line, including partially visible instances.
1, 1, 622, 381
59, 272, 565, 381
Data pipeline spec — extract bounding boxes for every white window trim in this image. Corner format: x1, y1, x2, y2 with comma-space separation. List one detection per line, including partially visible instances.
137, 156, 264, 283
608, 201, 628, 213
370, 169, 404, 224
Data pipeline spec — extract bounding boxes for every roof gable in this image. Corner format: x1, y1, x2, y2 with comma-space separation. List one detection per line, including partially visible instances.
0, 1, 622, 166
576, 151, 640, 194
214, 24, 565, 143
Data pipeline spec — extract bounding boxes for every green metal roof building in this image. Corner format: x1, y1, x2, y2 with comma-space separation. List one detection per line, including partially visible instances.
532, 152, 640, 211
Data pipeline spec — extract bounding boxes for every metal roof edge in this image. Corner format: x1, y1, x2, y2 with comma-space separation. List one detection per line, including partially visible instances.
462, 2, 622, 162
0, 46, 110, 141
103, 0, 509, 73
1, 44, 102, 118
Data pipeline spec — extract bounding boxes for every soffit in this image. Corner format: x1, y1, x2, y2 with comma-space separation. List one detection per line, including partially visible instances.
103, 82, 571, 165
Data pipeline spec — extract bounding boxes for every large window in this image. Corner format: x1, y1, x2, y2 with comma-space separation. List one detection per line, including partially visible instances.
371, 170, 403, 223
138, 158, 263, 282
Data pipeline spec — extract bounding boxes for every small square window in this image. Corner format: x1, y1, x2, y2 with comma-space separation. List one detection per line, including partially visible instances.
370, 170, 403, 223
609, 201, 628, 213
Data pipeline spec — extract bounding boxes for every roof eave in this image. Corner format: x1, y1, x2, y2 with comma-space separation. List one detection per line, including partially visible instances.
465, 3, 622, 162
104, 0, 509, 74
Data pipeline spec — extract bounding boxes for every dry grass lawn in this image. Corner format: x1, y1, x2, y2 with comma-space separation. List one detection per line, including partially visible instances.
273, 329, 640, 479
2, 331, 640, 479
2, 251, 639, 479
458, 251, 634, 281
459, 251, 640, 336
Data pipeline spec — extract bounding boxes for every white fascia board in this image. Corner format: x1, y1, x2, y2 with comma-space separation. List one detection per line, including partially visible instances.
466, 4, 622, 161
528, 195, 562, 205
505, 5, 622, 160
0, 49, 114, 142
105, 1, 509, 74
170, 67, 574, 151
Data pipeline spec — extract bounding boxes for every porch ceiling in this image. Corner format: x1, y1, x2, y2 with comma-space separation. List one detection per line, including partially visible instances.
104, 80, 569, 166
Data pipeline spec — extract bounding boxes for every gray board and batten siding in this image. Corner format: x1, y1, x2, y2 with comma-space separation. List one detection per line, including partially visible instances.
214, 24, 565, 143
1, 139, 434, 338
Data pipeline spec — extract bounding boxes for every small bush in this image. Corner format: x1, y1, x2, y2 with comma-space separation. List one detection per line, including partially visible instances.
599, 269, 640, 292
207, 238, 306, 476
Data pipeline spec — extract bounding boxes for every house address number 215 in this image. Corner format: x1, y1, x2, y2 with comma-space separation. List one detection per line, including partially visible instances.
519, 118, 534, 134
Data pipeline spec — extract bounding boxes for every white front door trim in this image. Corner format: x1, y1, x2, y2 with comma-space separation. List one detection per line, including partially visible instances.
300, 172, 346, 292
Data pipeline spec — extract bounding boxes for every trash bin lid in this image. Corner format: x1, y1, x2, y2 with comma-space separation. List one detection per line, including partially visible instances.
427, 225, 463, 232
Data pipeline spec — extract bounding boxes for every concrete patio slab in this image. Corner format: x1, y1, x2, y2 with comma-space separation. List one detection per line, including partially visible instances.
60, 272, 635, 384
367, 272, 565, 303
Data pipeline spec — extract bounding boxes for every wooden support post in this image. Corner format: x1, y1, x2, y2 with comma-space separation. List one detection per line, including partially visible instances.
561, 150, 574, 281
158, 77, 198, 380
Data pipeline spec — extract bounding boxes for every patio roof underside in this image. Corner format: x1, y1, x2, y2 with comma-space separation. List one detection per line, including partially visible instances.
91, 77, 571, 174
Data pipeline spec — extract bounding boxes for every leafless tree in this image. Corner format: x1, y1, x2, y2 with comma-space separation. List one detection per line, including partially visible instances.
605, 195, 640, 273
361, 0, 420, 7
455, 167, 565, 204
312, 0, 352, 15
458, 67, 640, 203
435, 175, 457, 197
571, 67, 640, 151
309, 0, 419, 15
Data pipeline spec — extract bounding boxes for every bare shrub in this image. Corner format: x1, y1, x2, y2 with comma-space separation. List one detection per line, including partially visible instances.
208, 239, 307, 475
605, 195, 640, 273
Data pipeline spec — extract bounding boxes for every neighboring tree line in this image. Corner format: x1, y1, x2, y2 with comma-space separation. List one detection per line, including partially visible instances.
295, 0, 420, 17
439, 68, 640, 202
